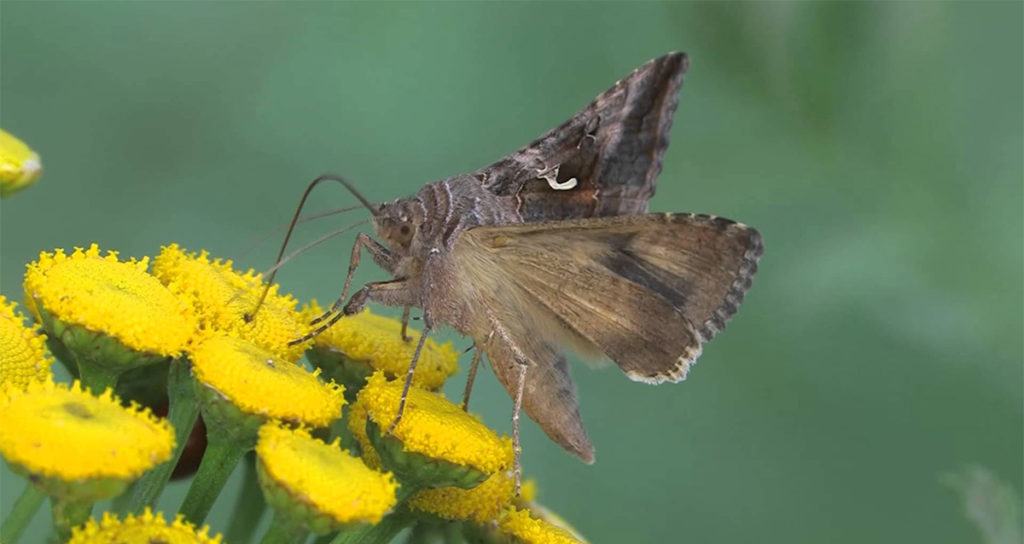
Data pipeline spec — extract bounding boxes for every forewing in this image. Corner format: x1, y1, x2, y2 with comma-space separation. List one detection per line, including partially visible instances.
474, 53, 689, 221
458, 213, 763, 383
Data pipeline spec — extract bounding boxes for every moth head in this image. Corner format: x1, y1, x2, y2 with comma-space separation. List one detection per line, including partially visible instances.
373, 199, 423, 251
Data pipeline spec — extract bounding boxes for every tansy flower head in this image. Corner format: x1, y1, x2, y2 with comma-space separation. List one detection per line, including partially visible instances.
497, 506, 588, 544
190, 334, 344, 429
0, 381, 174, 501
0, 295, 53, 389
256, 422, 398, 531
303, 302, 459, 392
0, 129, 42, 198
68, 508, 223, 544
153, 244, 309, 361
409, 468, 517, 523
23, 244, 197, 365
350, 372, 512, 489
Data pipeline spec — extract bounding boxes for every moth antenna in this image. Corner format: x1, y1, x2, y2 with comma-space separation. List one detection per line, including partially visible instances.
257, 219, 369, 280
234, 203, 365, 259
248, 173, 377, 323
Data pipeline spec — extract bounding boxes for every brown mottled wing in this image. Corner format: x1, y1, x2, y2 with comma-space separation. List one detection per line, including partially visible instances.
484, 334, 595, 463
460, 213, 763, 386
474, 52, 689, 222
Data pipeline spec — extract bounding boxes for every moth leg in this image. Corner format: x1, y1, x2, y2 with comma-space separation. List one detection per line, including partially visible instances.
461, 345, 482, 411
400, 306, 412, 343
341, 278, 413, 316
387, 312, 434, 434
291, 278, 412, 345
512, 359, 528, 496
483, 313, 530, 494
310, 233, 393, 326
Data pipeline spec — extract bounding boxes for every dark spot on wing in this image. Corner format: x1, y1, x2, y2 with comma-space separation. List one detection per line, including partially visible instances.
601, 250, 691, 314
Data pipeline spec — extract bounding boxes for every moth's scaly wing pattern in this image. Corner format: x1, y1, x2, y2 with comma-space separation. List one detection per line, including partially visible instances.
485, 334, 594, 463
474, 52, 688, 222
460, 213, 763, 385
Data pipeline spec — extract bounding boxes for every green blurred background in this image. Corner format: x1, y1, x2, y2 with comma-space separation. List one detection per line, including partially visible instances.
2, 2, 1021, 543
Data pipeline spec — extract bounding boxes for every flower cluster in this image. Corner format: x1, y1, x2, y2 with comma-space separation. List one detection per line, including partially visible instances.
0, 237, 586, 544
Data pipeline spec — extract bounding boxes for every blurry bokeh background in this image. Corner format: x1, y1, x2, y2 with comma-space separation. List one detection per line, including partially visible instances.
2, 3, 1021, 543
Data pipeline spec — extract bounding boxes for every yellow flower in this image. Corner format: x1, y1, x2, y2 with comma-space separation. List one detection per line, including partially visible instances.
0, 381, 174, 500
256, 422, 398, 530
153, 244, 309, 361
347, 395, 383, 469
0, 295, 53, 389
408, 469, 516, 523
68, 508, 223, 544
352, 372, 512, 475
303, 302, 459, 390
519, 478, 537, 504
189, 334, 344, 427
497, 506, 588, 544
23, 244, 197, 359
0, 129, 42, 197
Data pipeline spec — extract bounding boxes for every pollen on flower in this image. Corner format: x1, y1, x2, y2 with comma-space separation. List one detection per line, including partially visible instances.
0, 129, 42, 198
408, 468, 517, 523
0, 381, 174, 481
0, 295, 53, 389
189, 334, 344, 427
23, 244, 197, 358
498, 506, 587, 544
353, 372, 512, 474
347, 396, 382, 469
153, 244, 309, 361
68, 508, 223, 544
299, 305, 454, 389
302, 302, 459, 390
256, 422, 398, 525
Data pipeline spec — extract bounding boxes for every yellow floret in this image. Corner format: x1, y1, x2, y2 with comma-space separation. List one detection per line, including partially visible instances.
68, 508, 223, 544
0, 295, 52, 389
347, 396, 382, 469
302, 302, 459, 389
256, 422, 398, 525
23, 244, 197, 358
409, 468, 517, 523
354, 372, 512, 474
498, 507, 587, 544
153, 244, 310, 361
189, 334, 344, 427
0, 381, 174, 481
0, 129, 42, 197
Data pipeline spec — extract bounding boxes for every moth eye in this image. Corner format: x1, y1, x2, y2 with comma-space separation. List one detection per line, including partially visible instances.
400, 224, 411, 236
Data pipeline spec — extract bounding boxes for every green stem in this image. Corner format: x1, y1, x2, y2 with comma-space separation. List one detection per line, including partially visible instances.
328, 485, 419, 544
51, 497, 92, 543
75, 361, 121, 394
328, 510, 410, 544
224, 455, 267, 544
0, 483, 45, 543
178, 432, 247, 525
259, 510, 308, 544
123, 359, 199, 513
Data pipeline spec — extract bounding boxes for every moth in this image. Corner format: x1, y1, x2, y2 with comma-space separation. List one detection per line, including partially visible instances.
273, 52, 762, 480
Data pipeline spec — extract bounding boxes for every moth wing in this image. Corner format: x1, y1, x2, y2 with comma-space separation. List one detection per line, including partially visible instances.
473, 52, 688, 221
457, 213, 763, 384
484, 335, 594, 463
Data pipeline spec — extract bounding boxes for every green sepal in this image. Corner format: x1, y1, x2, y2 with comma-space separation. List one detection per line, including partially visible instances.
255, 458, 371, 536
35, 305, 170, 392
306, 347, 373, 403
366, 419, 487, 491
